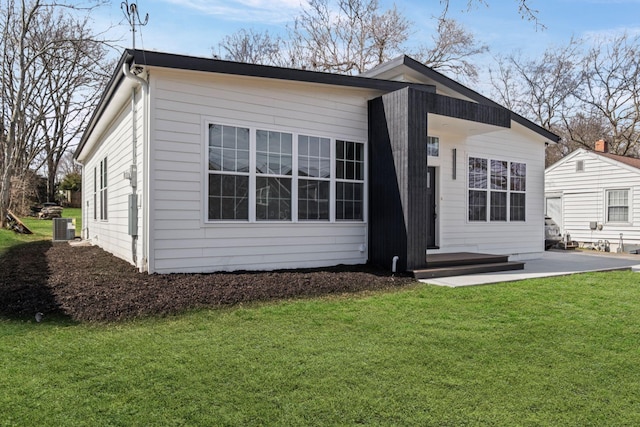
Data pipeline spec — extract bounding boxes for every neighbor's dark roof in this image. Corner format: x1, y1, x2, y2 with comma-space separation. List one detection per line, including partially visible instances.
595, 151, 640, 170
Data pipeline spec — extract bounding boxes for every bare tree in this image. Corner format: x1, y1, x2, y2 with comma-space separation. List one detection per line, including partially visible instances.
0, 0, 110, 221
288, 0, 410, 74
576, 32, 640, 156
216, 28, 287, 66
442, 0, 544, 29
413, 16, 488, 82
490, 39, 582, 130
217, 0, 486, 81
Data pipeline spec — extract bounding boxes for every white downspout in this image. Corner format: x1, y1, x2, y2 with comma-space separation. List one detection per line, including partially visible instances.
122, 63, 149, 272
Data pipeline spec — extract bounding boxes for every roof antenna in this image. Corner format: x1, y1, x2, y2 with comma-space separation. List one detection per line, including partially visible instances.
121, 1, 149, 50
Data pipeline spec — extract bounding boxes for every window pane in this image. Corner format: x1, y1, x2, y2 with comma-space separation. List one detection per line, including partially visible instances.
257, 130, 293, 176
607, 190, 629, 222
209, 124, 222, 147
469, 190, 487, 221
491, 160, 508, 190
427, 136, 439, 157
469, 157, 487, 189
256, 177, 291, 221
490, 191, 507, 221
336, 182, 363, 220
336, 140, 364, 181
208, 174, 249, 220
299, 135, 331, 179
237, 127, 249, 150
510, 162, 526, 191
209, 124, 250, 173
298, 180, 329, 220
510, 193, 526, 221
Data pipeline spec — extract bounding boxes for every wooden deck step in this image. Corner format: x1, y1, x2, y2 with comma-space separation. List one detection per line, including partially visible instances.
413, 261, 525, 279
426, 252, 510, 268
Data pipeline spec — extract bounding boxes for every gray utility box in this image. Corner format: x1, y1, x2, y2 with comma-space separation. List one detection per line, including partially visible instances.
52, 218, 75, 241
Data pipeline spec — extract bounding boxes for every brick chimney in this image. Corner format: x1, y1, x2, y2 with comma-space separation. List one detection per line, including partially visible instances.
595, 139, 608, 153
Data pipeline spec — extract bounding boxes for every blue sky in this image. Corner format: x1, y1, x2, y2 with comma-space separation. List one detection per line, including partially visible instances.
94, 0, 640, 62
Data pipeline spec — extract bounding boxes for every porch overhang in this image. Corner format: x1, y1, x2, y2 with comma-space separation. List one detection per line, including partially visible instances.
368, 86, 510, 272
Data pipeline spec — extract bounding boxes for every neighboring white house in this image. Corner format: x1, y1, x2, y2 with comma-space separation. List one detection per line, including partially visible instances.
545, 140, 640, 252
74, 49, 559, 274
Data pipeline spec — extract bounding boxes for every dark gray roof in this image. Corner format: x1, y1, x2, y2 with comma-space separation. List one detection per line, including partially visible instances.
75, 50, 559, 159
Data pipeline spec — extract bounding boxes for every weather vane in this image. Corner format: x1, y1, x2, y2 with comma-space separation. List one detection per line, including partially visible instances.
121, 1, 149, 50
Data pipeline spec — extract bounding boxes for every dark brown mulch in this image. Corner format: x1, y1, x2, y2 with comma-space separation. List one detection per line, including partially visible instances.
0, 241, 415, 322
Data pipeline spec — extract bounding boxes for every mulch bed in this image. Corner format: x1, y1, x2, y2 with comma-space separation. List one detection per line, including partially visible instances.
0, 241, 415, 322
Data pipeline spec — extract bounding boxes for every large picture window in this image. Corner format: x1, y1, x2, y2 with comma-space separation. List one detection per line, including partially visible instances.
606, 189, 629, 222
207, 124, 250, 220
468, 156, 526, 222
206, 122, 365, 223
336, 140, 364, 221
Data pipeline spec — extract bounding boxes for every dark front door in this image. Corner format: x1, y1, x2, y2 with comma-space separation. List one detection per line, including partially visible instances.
427, 166, 437, 248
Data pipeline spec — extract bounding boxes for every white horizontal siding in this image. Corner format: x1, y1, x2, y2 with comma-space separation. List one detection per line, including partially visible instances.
82, 92, 144, 267
431, 122, 546, 259
545, 150, 640, 248
148, 69, 376, 273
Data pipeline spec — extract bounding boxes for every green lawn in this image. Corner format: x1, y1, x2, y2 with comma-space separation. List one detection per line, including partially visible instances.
0, 208, 81, 254
1, 271, 640, 425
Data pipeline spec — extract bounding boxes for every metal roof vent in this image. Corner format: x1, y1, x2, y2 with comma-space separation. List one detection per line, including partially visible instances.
52, 218, 75, 241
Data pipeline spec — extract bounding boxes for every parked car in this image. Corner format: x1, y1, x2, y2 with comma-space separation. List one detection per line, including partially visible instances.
545, 216, 562, 250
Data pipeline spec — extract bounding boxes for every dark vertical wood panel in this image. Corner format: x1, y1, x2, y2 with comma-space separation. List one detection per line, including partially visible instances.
368, 87, 429, 272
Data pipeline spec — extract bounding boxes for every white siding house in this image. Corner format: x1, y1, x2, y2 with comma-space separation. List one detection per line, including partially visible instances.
545, 142, 640, 252
75, 50, 558, 274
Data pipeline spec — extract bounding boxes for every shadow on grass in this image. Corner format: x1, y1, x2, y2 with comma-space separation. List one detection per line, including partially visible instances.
0, 240, 71, 323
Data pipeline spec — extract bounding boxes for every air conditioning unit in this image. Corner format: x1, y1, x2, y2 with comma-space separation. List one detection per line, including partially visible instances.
52, 218, 75, 241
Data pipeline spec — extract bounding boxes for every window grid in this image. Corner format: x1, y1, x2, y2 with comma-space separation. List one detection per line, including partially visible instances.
298, 135, 331, 221
93, 167, 97, 220
100, 157, 107, 221
206, 123, 365, 223
607, 189, 629, 222
468, 156, 526, 222
208, 124, 251, 220
336, 140, 364, 221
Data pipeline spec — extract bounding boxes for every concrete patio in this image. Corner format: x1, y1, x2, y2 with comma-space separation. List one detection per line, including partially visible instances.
420, 249, 640, 287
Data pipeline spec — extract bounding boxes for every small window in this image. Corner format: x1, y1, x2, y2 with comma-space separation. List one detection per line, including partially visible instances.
336, 140, 364, 221
606, 189, 629, 222
99, 157, 108, 221
93, 167, 97, 220
576, 160, 584, 172
427, 136, 439, 157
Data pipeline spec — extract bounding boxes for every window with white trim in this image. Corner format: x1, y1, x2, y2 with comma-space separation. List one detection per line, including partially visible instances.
468, 157, 488, 221
336, 140, 364, 221
298, 135, 330, 220
427, 136, 439, 157
468, 156, 526, 222
205, 122, 365, 223
510, 162, 526, 221
93, 167, 97, 220
99, 157, 108, 221
606, 189, 629, 222
207, 124, 250, 220
256, 129, 292, 221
